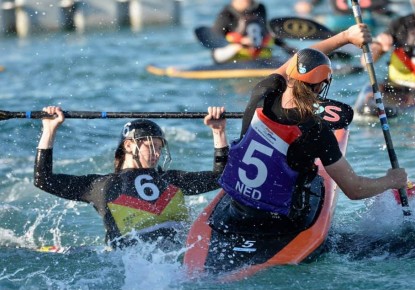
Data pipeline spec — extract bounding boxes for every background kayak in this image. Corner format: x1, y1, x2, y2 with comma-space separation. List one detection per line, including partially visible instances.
147, 16, 364, 80
146, 59, 363, 79
146, 58, 284, 79
1, 0, 415, 289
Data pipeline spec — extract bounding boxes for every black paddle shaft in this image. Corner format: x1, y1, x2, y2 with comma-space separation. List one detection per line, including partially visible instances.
351, 0, 411, 215
0, 110, 244, 120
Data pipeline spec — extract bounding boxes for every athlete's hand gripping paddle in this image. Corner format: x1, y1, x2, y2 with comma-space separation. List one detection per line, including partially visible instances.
350, 0, 411, 217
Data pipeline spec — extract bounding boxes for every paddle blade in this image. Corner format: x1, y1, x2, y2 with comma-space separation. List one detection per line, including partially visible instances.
194, 26, 229, 49
269, 17, 334, 40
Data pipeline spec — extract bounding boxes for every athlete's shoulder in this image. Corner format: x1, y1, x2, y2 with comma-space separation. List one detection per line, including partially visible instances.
87, 173, 117, 186
264, 73, 286, 87
318, 99, 354, 130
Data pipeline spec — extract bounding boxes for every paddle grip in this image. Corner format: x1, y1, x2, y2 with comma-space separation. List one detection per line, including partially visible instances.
351, 0, 410, 213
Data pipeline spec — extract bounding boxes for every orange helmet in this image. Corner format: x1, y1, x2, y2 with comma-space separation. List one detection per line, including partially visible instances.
286, 48, 332, 84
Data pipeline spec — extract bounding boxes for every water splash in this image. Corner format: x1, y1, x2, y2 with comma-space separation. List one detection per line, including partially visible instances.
121, 240, 187, 289
327, 190, 415, 260
164, 126, 197, 143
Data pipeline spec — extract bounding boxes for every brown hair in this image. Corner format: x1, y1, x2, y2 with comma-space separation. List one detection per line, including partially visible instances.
114, 142, 126, 173
291, 79, 321, 122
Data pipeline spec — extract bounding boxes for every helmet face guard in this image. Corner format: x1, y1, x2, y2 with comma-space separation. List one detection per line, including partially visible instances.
308, 75, 332, 100
131, 136, 172, 171
121, 120, 172, 170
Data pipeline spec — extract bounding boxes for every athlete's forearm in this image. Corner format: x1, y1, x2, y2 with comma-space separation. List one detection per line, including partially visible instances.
311, 31, 350, 56
37, 128, 57, 149
326, 157, 407, 200
212, 129, 227, 148
311, 24, 372, 56
173, 170, 223, 195
212, 44, 241, 63
213, 146, 229, 174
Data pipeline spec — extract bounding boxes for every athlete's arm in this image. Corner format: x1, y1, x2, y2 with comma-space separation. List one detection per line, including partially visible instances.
360, 32, 392, 67
163, 107, 229, 195
212, 44, 243, 63
274, 23, 372, 77
204, 106, 229, 174
34, 106, 102, 202
273, 24, 371, 78
211, 8, 241, 63
204, 106, 227, 149
34, 149, 103, 202
168, 133, 229, 195
310, 23, 372, 55
37, 106, 64, 149
167, 169, 226, 196
367, 33, 393, 64
364, 14, 404, 66
325, 157, 407, 200
313, 124, 407, 199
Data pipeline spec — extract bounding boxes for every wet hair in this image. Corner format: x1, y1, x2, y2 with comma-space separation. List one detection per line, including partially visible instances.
114, 144, 126, 173
291, 79, 321, 120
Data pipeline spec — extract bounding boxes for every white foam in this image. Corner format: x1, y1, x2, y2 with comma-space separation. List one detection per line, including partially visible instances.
164, 127, 197, 143
359, 191, 415, 233
120, 241, 186, 290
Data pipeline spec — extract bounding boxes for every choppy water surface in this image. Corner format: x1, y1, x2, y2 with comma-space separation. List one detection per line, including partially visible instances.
1, 1, 415, 289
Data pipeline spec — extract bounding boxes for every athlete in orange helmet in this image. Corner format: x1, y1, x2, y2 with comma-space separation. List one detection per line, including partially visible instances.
219, 23, 407, 231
